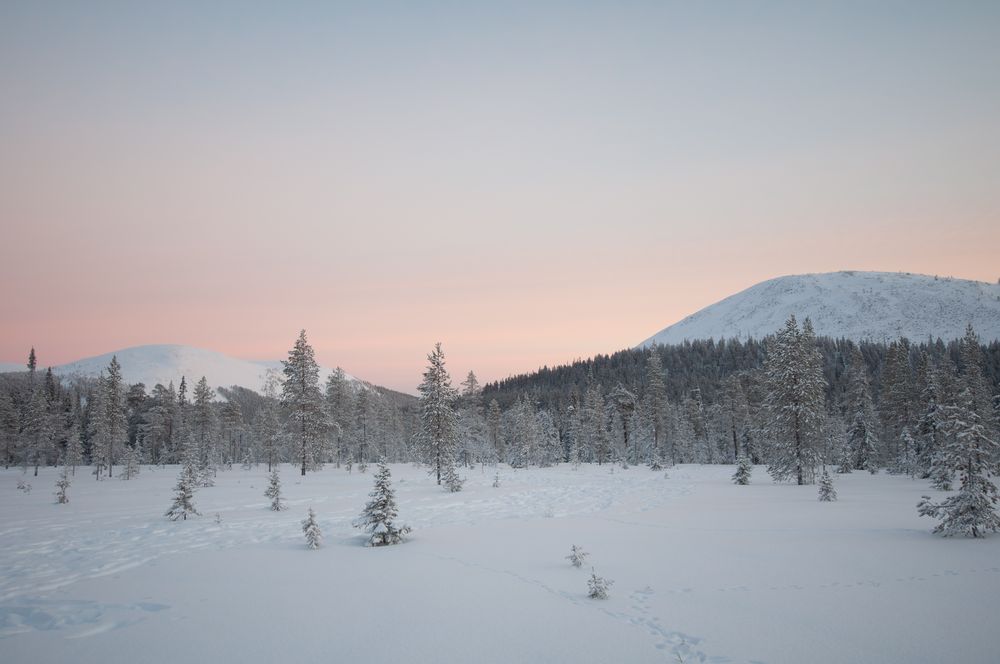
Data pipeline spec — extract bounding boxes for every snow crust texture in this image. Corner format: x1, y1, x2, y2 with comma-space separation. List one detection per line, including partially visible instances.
3, 464, 999, 664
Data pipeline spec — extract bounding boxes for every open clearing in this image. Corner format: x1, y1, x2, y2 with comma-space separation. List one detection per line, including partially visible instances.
2, 464, 998, 663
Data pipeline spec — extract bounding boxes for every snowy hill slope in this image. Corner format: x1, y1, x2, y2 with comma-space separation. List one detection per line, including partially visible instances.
640, 271, 1000, 346
47, 344, 351, 391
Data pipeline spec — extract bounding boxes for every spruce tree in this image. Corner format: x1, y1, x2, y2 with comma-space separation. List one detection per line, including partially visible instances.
325, 367, 354, 467
644, 350, 669, 464
609, 384, 637, 465
302, 507, 322, 549
257, 377, 283, 473
487, 398, 503, 461
763, 316, 826, 485
103, 356, 128, 478
566, 544, 589, 568
265, 468, 286, 511
733, 455, 752, 485
648, 446, 664, 471
65, 422, 83, 476
417, 343, 459, 487
917, 389, 1000, 537
845, 347, 880, 473
165, 463, 199, 521
192, 377, 217, 486
121, 444, 140, 480
818, 469, 837, 501
354, 459, 410, 546
282, 330, 326, 476
587, 569, 613, 599
442, 460, 465, 492
54, 466, 70, 504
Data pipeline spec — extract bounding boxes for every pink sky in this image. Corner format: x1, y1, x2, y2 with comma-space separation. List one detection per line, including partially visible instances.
2, 3, 999, 392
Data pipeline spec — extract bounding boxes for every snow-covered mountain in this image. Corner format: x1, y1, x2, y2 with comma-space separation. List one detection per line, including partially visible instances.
640, 271, 1000, 347
38, 344, 352, 392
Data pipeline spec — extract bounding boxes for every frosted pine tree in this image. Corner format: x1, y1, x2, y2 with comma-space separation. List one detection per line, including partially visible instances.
648, 445, 664, 471
354, 459, 410, 546
566, 544, 589, 568
282, 330, 327, 476
892, 427, 917, 477
88, 376, 110, 479
587, 569, 613, 599
845, 347, 880, 474
65, 418, 83, 476
818, 469, 837, 501
103, 356, 128, 478
733, 455, 752, 485
120, 445, 140, 480
441, 458, 465, 492
324, 367, 354, 468
192, 376, 219, 486
644, 350, 670, 465
165, 462, 199, 521
763, 316, 826, 485
54, 466, 70, 504
417, 343, 460, 488
302, 507, 322, 549
917, 390, 1000, 537
265, 468, 286, 511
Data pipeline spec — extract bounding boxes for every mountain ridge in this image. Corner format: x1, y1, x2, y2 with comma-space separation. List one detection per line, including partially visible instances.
1, 344, 357, 393
640, 271, 1000, 347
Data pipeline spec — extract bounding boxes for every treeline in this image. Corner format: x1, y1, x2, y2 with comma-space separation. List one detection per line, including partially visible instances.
3, 324, 998, 490
475, 323, 1000, 481
0, 338, 419, 479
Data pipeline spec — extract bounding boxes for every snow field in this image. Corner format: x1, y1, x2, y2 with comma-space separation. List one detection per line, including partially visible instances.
1, 464, 999, 663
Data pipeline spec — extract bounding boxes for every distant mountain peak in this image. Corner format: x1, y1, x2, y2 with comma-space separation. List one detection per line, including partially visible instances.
639, 271, 1000, 347
42, 343, 355, 392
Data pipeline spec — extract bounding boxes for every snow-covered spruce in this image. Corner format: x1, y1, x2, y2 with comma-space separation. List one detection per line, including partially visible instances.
818, 470, 837, 501
492, 473, 500, 488
354, 459, 410, 547
587, 569, 613, 599
264, 468, 285, 511
648, 447, 664, 471
417, 342, 460, 488
917, 392, 1000, 538
763, 316, 826, 485
566, 545, 589, 568
302, 507, 322, 549
165, 464, 199, 521
282, 330, 326, 477
54, 467, 70, 504
120, 444, 140, 480
441, 460, 464, 493
732, 455, 752, 485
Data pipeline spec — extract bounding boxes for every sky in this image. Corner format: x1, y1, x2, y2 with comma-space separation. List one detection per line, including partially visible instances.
1, 1, 999, 392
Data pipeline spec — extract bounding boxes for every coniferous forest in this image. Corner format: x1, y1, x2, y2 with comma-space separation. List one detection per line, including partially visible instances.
3, 322, 997, 493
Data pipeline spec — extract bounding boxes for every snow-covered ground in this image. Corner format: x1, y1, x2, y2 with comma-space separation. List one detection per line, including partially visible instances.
2, 464, 998, 664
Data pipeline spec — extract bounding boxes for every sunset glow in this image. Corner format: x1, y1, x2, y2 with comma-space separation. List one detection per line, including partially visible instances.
2, 2, 999, 392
